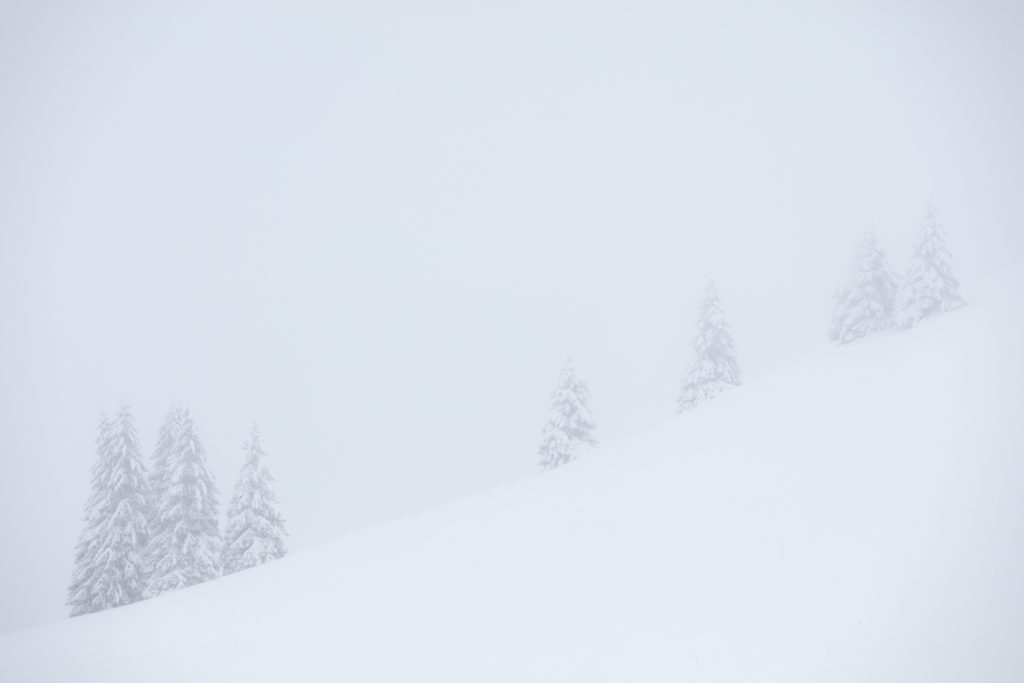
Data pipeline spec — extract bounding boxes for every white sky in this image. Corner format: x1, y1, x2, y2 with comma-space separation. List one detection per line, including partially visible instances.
1, 0, 1022, 632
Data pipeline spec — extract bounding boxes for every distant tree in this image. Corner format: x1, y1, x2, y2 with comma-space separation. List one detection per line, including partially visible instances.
67, 405, 151, 616
538, 358, 597, 470
895, 207, 965, 328
678, 280, 741, 412
221, 423, 288, 575
145, 407, 222, 597
829, 231, 899, 343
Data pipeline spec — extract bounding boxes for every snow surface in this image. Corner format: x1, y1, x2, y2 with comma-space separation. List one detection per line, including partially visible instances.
2, 267, 1023, 682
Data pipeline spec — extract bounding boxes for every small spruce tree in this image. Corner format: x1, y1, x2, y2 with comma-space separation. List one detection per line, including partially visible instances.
894, 207, 965, 329
221, 423, 288, 575
678, 280, 741, 412
829, 231, 899, 343
67, 404, 151, 616
145, 407, 222, 597
538, 358, 597, 470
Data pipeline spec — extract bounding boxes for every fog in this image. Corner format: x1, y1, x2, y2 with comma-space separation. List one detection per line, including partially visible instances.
2, 0, 1022, 632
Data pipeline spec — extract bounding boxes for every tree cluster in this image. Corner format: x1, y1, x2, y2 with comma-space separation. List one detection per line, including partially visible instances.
68, 407, 287, 617
539, 207, 965, 470
831, 208, 965, 344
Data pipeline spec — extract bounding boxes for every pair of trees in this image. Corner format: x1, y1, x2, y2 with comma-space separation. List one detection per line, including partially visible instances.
830, 208, 965, 343
537, 281, 741, 470
67, 406, 287, 617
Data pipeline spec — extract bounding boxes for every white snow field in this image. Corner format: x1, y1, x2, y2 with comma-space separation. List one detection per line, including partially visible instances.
3, 267, 1023, 683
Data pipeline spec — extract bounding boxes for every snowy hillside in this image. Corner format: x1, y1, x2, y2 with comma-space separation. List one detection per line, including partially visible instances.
2, 267, 1023, 683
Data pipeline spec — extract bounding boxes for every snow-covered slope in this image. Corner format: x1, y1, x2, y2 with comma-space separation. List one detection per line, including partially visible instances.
3, 268, 1023, 683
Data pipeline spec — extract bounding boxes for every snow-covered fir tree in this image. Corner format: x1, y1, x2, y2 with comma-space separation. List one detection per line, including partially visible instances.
894, 207, 965, 329
538, 358, 597, 470
144, 407, 222, 597
148, 403, 184, 509
221, 423, 288, 575
678, 280, 741, 413
67, 404, 151, 616
829, 231, 899, 343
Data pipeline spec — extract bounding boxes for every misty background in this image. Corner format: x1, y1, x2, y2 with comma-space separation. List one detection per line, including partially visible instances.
2, 0, 1022, 633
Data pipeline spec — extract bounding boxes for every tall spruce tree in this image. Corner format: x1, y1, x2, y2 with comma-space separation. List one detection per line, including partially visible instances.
678, 280, 741, 413
895, 207, 965, 329
829, 231, 899, 343
145, 407, 222, 597
538, 358, 597, 470
67, 404, 151, 616
149, 404, 184, 503
221, 423, 288, 575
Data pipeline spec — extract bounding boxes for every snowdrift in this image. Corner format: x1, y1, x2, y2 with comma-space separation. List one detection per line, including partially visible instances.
2, 267, 1023, 683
